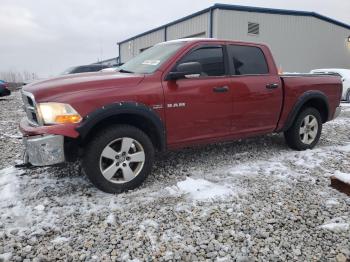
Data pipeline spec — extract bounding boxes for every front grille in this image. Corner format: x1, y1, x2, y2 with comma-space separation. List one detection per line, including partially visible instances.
21, 91, 40, 126
27, 96, 34, 107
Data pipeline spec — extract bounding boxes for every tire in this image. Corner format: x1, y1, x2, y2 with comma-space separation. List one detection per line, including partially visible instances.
346, 90, 350, 103
284, 107, 322, 151
82, 125, 155, 193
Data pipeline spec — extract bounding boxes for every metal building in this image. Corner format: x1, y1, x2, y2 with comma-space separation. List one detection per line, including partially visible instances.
117, 4, 350, 72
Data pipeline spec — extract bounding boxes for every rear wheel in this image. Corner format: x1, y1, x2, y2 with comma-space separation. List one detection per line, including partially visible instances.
284, 107, 322, 150
82, 125, 155, 193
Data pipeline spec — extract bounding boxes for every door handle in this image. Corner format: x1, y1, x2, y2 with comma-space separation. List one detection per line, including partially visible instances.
213, 86, 229, 93
266, 83, 279, 89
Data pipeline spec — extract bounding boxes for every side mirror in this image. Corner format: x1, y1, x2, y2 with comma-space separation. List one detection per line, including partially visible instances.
166, 62, 202, 80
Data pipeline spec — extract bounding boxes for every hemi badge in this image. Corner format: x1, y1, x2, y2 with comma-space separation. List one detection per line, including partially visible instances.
152, 104, 163, 110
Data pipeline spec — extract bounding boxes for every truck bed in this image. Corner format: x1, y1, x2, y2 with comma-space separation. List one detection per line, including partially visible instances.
277, 74, 342, 131
281, 72, 340, 77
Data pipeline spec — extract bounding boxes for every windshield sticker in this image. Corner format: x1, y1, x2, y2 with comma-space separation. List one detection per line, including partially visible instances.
142, 60, 160, 66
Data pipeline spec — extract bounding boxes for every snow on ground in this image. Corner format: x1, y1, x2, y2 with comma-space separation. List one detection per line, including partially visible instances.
166, 177, 237, 201
320, 217, 350, 233
50, 236, 70, 244
325, 198, 340, 206
0, 253, 12, 262
0, 92, 349, 261
105, 213, 117, 225
320, 222, 350, 232
333, 170, 350, 184
0, 167, 24, 201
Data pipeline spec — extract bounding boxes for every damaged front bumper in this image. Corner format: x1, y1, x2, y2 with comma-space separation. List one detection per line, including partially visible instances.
23, 135, 65, 166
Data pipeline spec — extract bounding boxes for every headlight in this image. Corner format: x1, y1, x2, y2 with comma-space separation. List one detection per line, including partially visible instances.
37, 103, 82, 125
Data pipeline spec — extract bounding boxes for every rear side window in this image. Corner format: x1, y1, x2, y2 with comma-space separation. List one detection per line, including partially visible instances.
79, 67, 99, 73
73, 67, 88, 73
228, 45, 269, 75
177, 46, 225, 77
88, 66, 103, 72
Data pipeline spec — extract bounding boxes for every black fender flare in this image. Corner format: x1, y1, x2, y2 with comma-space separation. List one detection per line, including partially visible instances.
281, 91, 329, 132
76, 102, 166, 151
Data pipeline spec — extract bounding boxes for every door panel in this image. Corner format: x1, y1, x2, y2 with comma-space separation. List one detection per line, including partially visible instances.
163, 77, 232, 145
226, 44, 283, 135
162, 44, 233, 145
230, 76, 282, 134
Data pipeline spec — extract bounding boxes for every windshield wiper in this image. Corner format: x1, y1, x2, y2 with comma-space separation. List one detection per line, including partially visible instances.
119, 69, 134, 74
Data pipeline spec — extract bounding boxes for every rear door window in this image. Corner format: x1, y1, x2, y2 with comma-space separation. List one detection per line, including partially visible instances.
227, 45, 269, 75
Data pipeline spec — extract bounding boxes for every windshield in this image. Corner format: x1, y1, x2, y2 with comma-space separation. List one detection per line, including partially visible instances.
119, 42, 184, 74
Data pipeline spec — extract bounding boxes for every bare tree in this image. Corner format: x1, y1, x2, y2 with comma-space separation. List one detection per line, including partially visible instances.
0, 70, 39, 83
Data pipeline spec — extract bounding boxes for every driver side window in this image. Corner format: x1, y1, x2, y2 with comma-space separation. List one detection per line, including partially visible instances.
176, 46, 225, 77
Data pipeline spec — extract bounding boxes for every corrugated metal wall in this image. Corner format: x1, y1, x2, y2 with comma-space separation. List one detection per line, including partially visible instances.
119, 8, 350, 71
214, 9, 350, 72
167, 12, 209, 40
119, 43, 132, 63
120, 29, 165, 63
119, 12, 210, 63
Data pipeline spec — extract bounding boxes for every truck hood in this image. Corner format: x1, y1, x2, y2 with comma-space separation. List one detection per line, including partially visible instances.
23, 71, 145, 101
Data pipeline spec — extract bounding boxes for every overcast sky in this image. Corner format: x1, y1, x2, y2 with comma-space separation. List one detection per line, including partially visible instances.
1, 0, 349, 78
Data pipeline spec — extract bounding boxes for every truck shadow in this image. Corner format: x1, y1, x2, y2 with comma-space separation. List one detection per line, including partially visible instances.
44, 133, 287, 180
26, 133, 288, 198
32, 131, 338, 196
150, 133, 287, 178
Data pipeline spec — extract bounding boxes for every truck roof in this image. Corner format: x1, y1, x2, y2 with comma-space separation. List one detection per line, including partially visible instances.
164, 38, 217, 43
160, 38, 269, 48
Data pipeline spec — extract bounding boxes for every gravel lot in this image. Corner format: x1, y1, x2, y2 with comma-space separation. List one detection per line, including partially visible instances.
0, 90, 350, 261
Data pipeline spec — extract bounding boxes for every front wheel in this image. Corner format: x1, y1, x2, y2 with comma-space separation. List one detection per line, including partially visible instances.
82, 125, 155, 193
284, 107, 322, 151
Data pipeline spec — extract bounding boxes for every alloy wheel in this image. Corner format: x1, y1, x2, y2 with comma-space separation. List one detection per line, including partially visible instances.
99, 137, 145, 184
299, 115, 318, 145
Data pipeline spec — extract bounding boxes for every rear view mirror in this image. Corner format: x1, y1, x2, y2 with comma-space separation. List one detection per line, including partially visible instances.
166, 62, 202, 80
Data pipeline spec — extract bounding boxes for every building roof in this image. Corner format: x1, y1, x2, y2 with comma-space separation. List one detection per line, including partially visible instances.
117, 3, 350, 45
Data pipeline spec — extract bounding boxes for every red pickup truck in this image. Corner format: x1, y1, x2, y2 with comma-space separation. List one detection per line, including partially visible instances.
20, 39, 342, 193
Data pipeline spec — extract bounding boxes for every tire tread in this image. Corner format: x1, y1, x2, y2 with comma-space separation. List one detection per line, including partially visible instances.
284, 107, 322, 151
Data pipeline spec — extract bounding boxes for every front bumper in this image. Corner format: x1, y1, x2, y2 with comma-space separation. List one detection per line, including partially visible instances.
19, 117, 80, 138
23, 135, 65, 166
